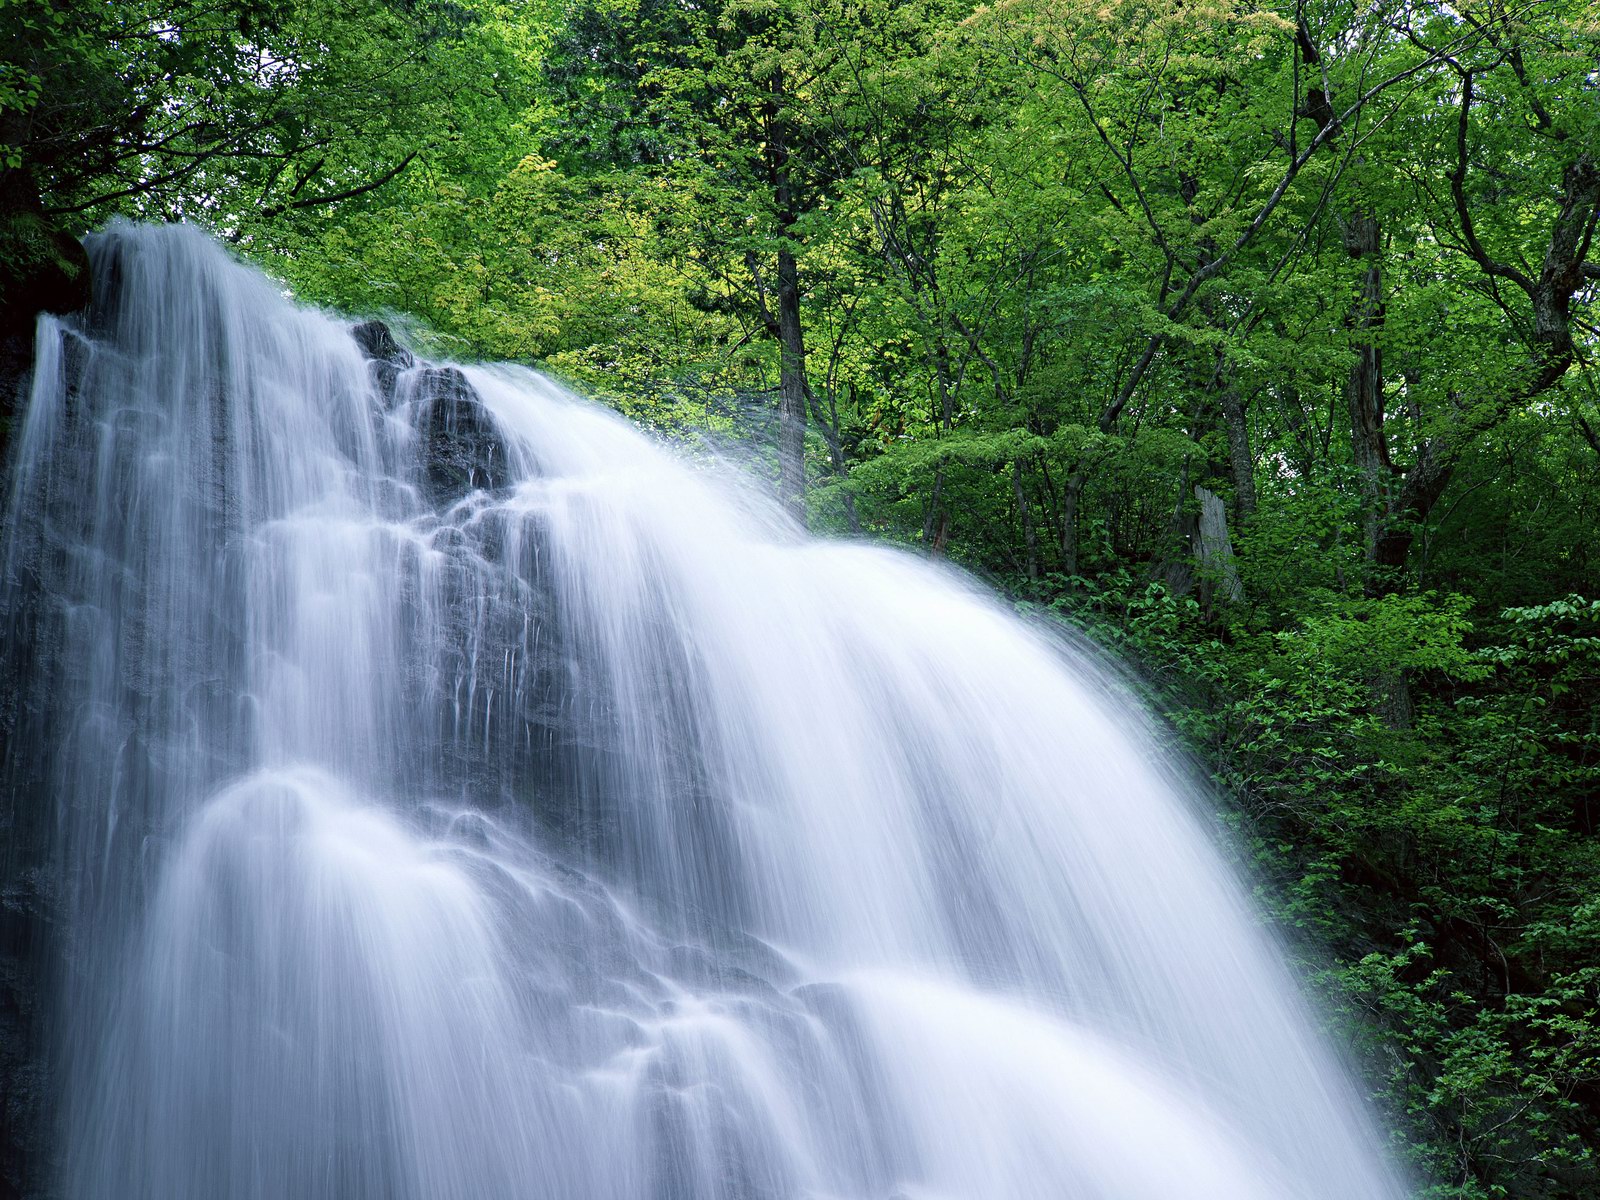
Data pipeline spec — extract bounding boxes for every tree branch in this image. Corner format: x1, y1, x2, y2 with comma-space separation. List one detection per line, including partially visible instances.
1450, 68, 1534, 295
258, 152, 419, 220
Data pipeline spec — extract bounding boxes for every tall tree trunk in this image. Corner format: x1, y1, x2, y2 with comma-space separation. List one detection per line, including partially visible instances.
804, 381, 860, 534
917, 335, 959, 552
1012, 458, 1040, 582
1344, 212, 1388, 572
1344, 212, 1416, 725
768, 68, 807, 526
1220, 385, 1257, 523
1299, 22, 1409, 724
1193, 484, 1245, 611
775, 242, 807, 525
922, 468, 945, 553
1297, 21, 1388, 575
1060, 468, 1085, 579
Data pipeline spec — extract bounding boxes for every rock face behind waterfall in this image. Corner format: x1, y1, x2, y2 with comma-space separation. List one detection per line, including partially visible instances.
0, 224, 1409, 1200
0, 224, 94, 1196
350, 319, 413, 397
349, 320, 507, 506
0, 245, 91, 1200
411, 366, 507, 504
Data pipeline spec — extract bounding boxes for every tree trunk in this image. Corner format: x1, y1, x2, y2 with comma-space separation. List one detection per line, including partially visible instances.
1341, 210, 1414, 727
804, 382, 860, 534
767, 67, 807, 527
775, 242, 807, 525
1060, 469, 1085, 579
1297, 24, 1411, 725
1156, 462, 1198, 600
1193, 484, 1245, 609
1220, 386, 1257, 523
922, 468, 945, 553
1013, 458, 1039, 582
1344, 212, 1388, 573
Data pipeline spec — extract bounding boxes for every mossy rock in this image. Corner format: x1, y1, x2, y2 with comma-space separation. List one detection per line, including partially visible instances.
0, 211, 91, 450
0, 210, 91, 327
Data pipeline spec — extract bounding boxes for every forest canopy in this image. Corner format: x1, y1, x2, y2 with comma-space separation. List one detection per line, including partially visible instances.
3, 0, 1600, 1194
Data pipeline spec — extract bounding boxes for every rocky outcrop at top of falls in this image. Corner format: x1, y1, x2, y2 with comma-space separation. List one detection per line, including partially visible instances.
351, 319, 414, 392
351, 319, 507, 507
0, 209, 92, 458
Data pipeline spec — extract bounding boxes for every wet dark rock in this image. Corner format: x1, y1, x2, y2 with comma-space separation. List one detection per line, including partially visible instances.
0, 877, 52, 1200
0, 204, 84, 1195
349, 320, 414, 403
351, 319, 413, 368
412, 366, 506, 506
345, 321, 505, 505
0, 583, 63, 1200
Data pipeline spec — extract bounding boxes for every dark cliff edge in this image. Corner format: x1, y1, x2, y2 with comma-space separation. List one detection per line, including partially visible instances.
0, 208, 91, 454
0, 205, 89, 1200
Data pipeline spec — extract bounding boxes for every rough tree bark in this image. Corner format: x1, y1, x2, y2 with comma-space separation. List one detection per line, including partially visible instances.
1013, 459, 1040, 582
775, 243, 808, 526
1194, 484, 1245, 608
1297, 22, 1408, 722
1220, 385, 1257, 523
767, 67, 808, 527
1343, 211, 1388, 568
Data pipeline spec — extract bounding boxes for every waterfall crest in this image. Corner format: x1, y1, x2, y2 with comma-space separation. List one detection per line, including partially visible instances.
1, 222, 1405, 1199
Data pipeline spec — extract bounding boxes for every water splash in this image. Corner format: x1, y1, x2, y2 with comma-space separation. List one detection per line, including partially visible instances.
1, 222, 1406, 1199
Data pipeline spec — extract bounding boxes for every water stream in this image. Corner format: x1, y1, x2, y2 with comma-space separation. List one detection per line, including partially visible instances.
1, 222, 1405, 1199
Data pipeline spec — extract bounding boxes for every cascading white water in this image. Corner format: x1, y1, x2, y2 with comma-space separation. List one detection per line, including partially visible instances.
1, 222, 1407, 1199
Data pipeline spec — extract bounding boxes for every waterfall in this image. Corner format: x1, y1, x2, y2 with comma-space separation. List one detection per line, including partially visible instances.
1, 222, 1406, 1199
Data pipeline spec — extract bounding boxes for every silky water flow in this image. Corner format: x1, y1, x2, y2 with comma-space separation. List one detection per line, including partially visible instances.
0, 223, 1408, 1199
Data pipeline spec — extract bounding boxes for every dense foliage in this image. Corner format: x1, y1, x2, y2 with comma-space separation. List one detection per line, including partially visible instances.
4, 0, 1599, 1194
